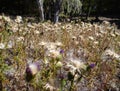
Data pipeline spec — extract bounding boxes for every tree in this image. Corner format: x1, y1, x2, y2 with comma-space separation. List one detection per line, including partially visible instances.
86, 0, 92, 20
36, 0, 82, 22
62, 0, 82, 16
44, 0, 54, 21
54, 0, 63, 23
36, 0, 44, 21
95, 0, 102, 20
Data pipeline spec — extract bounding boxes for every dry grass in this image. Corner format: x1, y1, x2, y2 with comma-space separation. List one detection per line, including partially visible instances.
0, 15, 120, 91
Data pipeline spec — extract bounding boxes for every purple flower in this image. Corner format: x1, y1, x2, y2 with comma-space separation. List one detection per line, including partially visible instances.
89, 63, 95, 68
60, 50, 64, 54
26, 66, 32, 73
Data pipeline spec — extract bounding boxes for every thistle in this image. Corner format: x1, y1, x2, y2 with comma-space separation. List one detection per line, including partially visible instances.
25, 62, 40, 82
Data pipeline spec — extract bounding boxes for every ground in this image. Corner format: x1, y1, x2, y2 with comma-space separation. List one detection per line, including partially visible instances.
0, 15, 120, 91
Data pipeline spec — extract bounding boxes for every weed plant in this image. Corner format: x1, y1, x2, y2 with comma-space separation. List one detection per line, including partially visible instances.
0, 15, 120, 91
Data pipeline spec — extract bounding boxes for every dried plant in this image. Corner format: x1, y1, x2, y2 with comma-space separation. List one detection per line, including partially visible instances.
0, 15, 120, 91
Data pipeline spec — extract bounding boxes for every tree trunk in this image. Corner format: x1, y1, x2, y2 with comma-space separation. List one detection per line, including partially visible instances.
36, 0, 44, 21
54, 0, 62, 23
86, 0, 92, 20
95, 0, 102, 21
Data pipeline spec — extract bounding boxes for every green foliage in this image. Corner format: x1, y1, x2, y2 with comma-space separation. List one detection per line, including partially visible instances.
62, 0, 82, 15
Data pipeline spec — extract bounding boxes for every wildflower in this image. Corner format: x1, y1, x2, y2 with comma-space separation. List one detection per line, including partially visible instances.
110, 33, 116, 37
26, 62, 40, 75
72, 36, 77, 40
16, 36, 24, 42
86, 63, 96, 71
74, 41, 79, 45
62, 26, 65, 29
87, 23, 92, 28
102, 49, 120, 61
45, 43, 57, 50
3, 16, 11, 22
55, 41, 63, 47
87, 29, 92, 31
44, 83, 56, 91
0, 43, 5, 49
89, 63, 96, 68
47, 49, 62, 60
103, 21, 110, 26
34, 30, 40, 34
12, 24, 19, 32
115, 31, 120, 36
70, 58, 87, 70
25, 62, 40, 82
66, 49, 74, 58
60, 49, 64, 54
15, 16, 22, 23
93, 41, 99, 45
56, 61, 63, 68
67, 64, 77, 75
39, 42, 63, 50
7, 40, 14, 48
39, 41, 47, 46
99, 30, 107, 34
88, 36, 94, 41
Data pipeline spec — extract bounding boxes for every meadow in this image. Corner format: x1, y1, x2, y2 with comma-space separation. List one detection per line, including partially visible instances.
0, 15, 120, 91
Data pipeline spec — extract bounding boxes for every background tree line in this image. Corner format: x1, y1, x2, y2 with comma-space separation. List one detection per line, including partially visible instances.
0, 0, 120, 22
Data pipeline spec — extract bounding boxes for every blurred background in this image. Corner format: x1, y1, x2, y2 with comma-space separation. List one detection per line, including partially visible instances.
0, 0, 120, 24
